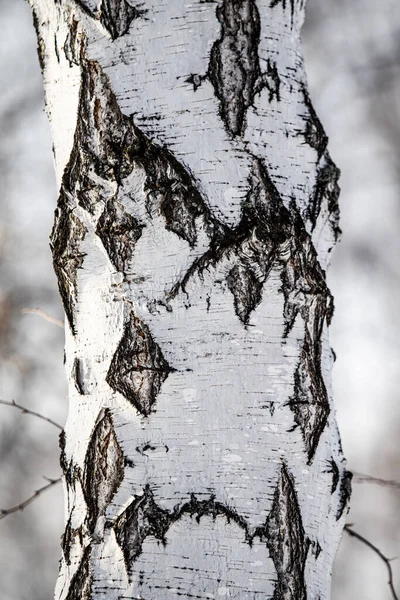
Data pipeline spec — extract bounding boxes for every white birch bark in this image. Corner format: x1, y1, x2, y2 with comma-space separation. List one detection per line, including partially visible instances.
29, 1, 350, 598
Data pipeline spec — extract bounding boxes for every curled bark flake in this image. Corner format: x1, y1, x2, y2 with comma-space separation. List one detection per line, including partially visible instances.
265, 463, 309, 600
96, 199, 144, 273
106, 313, 174, 416
336, 470, 353, 520
65, 546, 92, 600
208, 0, 262, 136
82, 410, 124, 532
50, 198, 87, 334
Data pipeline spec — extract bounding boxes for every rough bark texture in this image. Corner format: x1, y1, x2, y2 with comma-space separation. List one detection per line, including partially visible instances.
30, 0, 348, 598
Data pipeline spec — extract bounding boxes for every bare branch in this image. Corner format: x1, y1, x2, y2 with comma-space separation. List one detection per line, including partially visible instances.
0, 477, 62, 521
353, 471, 400, 490
344, 524, 399, 600
21, 307, 64, 328
0, 399, 63, 430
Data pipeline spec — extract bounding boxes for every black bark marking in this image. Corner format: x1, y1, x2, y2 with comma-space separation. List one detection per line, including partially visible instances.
302, 86, 328, 161
115, 486, 253, 575
168, 157, 331, 337
265, 463, 309, 600
227, 263, 263, 325
65, 546, 92, 600
106, 313, 174, 416
114, 485, 171, 571
99, 0, 145, 40
310, 156, 341, 240
130, 125, 223, 248
326, 458, 340, 494
32, 9, 46, 74
82, 410, 124, 532
96, 199, 144, 273
62, 515, 84, 567
264, 58, 281, 103
63, 17, 81, 67
336, 470, 352, 520
311, 539, 322, 560
208, 0, 263, 136
301, 86, 341, 242
73, 358, 88, 395
270, 0, 296, 27
289, 325, 330, 463
50, 201, 87, 334
75, 0, 146, 40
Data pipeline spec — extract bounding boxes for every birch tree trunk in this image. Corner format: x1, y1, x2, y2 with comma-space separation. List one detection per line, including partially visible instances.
29, 1, 351, 598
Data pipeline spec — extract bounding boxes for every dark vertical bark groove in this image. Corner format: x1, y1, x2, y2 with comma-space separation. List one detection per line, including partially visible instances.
265, 464, 309, 600
82, 410, 125, 532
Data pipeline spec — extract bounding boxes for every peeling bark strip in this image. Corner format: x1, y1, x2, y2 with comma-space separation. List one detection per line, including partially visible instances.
266, 464, 309, 600
106, 313, 173, 415
83, 410, 124, 532
31, 0, 348, 597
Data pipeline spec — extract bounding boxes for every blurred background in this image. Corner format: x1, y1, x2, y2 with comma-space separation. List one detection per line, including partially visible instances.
0, 0, 399, 598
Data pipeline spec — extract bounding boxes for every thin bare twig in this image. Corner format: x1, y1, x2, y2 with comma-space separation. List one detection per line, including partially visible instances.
353, 471, 400, 490
0, 399, 62, 430
344, 524, 399, 600
21, 307, 64, 328
0, 477, 62, 521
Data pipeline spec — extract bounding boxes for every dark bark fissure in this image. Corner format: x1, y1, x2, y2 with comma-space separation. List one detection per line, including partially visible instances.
74, 0, 146, 40
208, 0, 263, 136
270, 0, 296, 28
326, 457, 340, 495
187, 0, 281, 137
82, 410, 125, 533
50, 201, 87, 335
336, 469, 353, 520
265, 463, 309, 600
96, 199, 144, 274
113, 462, 309, 590
106, 312, 174, 416
289, 322, 331, 463
65, 546, 92, 600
